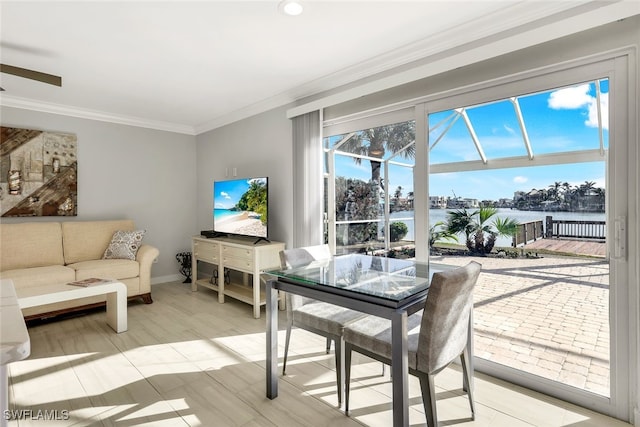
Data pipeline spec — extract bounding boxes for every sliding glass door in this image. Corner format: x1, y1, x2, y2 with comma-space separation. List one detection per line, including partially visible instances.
420, 57, 631, 418
321, 53, 634, 420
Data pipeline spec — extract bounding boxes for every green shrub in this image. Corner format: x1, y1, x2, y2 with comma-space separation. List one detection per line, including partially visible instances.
389, 222, 408, 242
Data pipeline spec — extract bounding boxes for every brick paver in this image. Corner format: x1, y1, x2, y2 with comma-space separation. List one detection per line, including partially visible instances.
430, 253, 610, 396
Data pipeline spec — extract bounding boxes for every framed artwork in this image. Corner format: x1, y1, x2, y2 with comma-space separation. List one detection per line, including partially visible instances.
0, 126, 77, 217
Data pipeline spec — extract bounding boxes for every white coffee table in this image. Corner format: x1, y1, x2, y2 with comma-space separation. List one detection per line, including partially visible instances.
17, 280, 128, 333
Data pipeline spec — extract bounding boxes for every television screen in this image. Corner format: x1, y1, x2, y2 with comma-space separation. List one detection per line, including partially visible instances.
213, 177, 268, 239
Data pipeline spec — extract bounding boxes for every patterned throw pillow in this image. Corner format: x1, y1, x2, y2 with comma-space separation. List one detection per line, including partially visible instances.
103, 230, 146, 260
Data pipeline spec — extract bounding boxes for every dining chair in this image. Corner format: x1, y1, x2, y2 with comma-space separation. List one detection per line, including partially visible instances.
279, 244, 366, 404
343, 261, 481, 427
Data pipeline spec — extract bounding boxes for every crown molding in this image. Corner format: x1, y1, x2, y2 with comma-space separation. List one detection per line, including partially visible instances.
0, 95, 197, 135
288, 1, 581, 98
286, 0, 640, 119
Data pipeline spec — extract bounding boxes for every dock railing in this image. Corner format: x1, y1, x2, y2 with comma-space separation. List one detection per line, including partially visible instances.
512, 220, 544, 247
512, 215, 606, 247
545, 215, 606, 240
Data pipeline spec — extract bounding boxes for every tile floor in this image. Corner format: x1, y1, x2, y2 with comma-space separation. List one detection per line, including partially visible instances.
6, 280, 630, 427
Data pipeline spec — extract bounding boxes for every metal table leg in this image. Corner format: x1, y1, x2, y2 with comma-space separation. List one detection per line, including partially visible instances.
266, 277, 278, 399
391, 310, 409, 427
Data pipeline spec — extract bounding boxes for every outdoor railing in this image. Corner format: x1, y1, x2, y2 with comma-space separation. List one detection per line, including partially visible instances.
513, 215, 606, 247
512, 220, 544, 247
545, 215, 606, 240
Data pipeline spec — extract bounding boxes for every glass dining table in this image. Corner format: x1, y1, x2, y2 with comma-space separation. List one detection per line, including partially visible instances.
263, 253, 458, 427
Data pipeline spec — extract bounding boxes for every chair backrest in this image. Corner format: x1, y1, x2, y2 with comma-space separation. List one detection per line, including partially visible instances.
279, 244, 331, 269
279, 244, 332, 311
417, 261, 481, 375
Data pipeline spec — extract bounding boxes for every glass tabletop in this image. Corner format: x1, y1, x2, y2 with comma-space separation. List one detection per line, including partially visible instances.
266, 253, 449, 303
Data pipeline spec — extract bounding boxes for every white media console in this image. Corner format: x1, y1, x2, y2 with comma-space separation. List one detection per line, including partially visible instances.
191, 236, 285, 318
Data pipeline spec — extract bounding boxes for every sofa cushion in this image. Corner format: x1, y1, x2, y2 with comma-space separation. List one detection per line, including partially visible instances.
103, 230, 146, 260
0, 265, 76, 288
62, 220, 134, 264
0, 222, 64, 271
69, 259, 139, 281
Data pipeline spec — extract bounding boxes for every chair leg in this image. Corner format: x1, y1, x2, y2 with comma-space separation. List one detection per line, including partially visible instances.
345, 343, 352, 415
326, 337, 331, 354
418, 373, 437, 427
282, 321, 293, 375
460, 348, 475, 419
334, 337, 343, 405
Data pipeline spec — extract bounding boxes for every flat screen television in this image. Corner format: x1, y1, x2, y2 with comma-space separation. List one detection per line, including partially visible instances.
213, 177, 268, 242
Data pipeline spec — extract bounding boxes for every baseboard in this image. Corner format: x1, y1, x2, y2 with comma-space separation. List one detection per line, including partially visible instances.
151, 274, 182, 285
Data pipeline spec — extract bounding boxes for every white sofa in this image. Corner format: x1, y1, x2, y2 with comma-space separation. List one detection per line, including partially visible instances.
0, 220, 159, 320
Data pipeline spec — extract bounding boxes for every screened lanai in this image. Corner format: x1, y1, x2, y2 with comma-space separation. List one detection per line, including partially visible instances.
323, 78, 609, 257
321, 77, 613, 403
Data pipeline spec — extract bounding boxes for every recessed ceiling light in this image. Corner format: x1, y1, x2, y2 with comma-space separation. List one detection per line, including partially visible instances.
279, 0, 303, 16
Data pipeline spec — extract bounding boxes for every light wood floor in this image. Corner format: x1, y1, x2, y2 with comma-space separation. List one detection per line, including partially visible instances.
7, 281, 631, 427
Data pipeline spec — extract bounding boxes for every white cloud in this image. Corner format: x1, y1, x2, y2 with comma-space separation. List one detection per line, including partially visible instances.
586, 92, 609, 130
548, 84, 608, 130
548, 84, 592, 109
503, 124, 516, 136
220, 191, 231, 199
513, 176, 528, 184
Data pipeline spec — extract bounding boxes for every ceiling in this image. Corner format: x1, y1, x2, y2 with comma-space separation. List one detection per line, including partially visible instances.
1, 1, 638, 135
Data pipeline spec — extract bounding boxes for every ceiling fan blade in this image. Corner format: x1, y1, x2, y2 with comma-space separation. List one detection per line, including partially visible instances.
0, 64, 62, 87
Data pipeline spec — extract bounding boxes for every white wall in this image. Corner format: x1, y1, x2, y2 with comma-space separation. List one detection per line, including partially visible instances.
195, 104, 293, 246
0, 106, 197, 282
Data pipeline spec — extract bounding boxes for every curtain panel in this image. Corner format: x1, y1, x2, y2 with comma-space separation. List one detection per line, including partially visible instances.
291, 111, 323, 247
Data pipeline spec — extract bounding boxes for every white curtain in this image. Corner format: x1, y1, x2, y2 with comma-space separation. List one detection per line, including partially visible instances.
291, 110, 323, 247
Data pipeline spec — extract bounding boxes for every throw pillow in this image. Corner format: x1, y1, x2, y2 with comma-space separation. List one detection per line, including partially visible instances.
103, 230, 146, 260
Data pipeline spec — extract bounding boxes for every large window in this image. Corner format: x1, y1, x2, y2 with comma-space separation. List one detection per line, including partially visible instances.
323, 120, 415, 255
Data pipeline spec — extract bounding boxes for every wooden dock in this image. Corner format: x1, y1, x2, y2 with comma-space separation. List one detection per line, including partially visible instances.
522, 238, 606, 257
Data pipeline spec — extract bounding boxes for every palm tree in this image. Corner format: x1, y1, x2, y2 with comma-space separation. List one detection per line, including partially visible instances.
446, 207, 519, 254
580, 180, 596, 195
561, 182, 574, 209
429, 221, 458, 249
548, 181, 562, 202
340, 122, 415, 184
392, 186, 403, 211
445, 208, 476, 246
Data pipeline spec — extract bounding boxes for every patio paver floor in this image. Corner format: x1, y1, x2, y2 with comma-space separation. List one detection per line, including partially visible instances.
430, 252, 610, 396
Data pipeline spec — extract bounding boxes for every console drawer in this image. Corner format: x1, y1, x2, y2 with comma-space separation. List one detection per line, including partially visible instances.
221, 245, 252, 260
194, 241, 219, 263
222, 256, 254, 271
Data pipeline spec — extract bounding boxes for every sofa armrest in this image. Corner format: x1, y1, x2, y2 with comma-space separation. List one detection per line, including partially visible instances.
136, 244, 159, 294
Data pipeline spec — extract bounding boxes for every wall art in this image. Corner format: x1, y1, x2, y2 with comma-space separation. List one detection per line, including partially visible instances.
0, 126, 77, 217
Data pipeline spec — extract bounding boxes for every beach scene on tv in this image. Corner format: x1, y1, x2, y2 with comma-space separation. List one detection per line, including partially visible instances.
214, 177, 268, 238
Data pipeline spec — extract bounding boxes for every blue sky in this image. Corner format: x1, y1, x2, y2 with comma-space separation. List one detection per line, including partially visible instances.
332, 80, 608, 201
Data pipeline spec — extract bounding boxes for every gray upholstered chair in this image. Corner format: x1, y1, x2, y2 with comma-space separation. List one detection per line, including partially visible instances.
279, 245, 366, 404
343, 261, 481, 427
